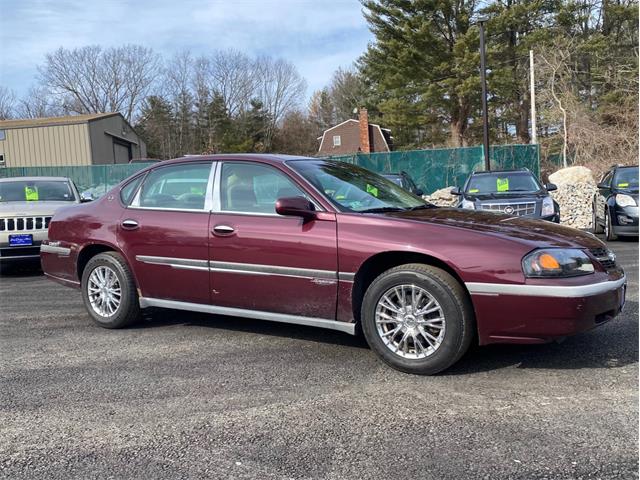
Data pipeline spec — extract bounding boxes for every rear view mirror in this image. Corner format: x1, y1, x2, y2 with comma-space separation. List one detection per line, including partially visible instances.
545, 183, 557, 192
450, 187, 461, 195
275, 196, 316, 221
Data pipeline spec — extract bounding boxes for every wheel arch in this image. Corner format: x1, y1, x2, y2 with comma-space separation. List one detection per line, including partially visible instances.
76, 242, 136, 287
350, 250, 475, 330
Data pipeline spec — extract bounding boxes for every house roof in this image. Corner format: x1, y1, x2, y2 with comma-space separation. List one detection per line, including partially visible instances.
0, 112, 119, 130
319, 118, 391, 153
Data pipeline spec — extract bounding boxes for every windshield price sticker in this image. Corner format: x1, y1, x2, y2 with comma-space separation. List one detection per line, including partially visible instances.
496, 178, 509, 192
618, 182, 629, 188
469, 188, 479, 193
366, 184, 379, 197
25, 186, 39, 201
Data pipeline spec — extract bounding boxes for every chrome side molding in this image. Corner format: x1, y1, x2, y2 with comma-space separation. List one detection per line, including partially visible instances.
138, 297, 356, 335
40, 244, 71, 256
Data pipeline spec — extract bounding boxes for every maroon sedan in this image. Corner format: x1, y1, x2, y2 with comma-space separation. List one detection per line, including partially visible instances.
41, 155, 626, 374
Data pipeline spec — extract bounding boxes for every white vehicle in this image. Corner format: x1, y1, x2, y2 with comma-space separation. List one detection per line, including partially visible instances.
0, 177, 81, 269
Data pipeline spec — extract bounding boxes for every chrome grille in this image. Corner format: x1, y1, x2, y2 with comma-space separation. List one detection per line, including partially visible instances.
0, 216, 52, 232
479, 201, 536, 216
589, 247, 617, 271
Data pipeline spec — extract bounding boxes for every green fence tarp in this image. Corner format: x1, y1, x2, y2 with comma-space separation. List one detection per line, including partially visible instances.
0, 163, 155, 197
0, 144, 538, 197
324, 144, 539, 194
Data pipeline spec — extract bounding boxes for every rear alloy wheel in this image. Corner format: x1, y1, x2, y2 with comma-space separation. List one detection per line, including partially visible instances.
361, 264, 474, 375
81, 252, 140, 328
605, 210, 618, 241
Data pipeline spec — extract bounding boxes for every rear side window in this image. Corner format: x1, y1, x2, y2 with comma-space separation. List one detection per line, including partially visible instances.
120, 175, 144, 205
136, 163, 212, 210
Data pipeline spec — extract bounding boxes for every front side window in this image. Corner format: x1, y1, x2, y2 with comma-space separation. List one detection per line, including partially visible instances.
120, 175, 145, 205
0, 180, 74, 202
220, 162, 307, 214
466, 172, 542, 195
137, 163, 211, 210
288, 160, 426, 213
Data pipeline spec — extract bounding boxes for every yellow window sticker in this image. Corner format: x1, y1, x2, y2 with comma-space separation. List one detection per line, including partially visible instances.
190, 186, 204, 194
618, 182, 629, 188
25, 186, 39, 201
469, 188, 479, 193
496, 178, 509, 192
366, 184, 379, 197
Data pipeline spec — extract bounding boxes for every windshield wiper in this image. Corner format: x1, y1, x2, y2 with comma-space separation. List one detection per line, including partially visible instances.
359, 207, 406, 213
405, 204, 437, 211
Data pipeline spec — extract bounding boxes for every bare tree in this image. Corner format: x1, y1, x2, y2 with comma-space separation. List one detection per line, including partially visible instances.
255, 56, 307, 148
329, 67, 366, 122
0, 86, 15, 119
16, 86, 63, 118
39, 45, 160, 121
211, 50, 257, 116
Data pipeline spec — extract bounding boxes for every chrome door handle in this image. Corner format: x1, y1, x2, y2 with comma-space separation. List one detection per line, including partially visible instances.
212, 224, 235, 235
121, 219, 139, 230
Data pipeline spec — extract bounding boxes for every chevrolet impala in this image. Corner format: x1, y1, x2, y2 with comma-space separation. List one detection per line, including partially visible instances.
41, 155, 626, 374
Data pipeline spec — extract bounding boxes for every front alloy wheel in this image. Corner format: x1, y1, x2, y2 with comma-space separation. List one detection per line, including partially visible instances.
375, 284, 446, 359
361, 264, 474, 375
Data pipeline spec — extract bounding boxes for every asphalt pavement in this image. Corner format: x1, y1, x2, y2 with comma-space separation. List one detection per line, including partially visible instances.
1, 237, 638, 479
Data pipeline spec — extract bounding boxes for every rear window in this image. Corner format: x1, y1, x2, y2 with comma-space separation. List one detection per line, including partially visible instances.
0, 180, 74, 202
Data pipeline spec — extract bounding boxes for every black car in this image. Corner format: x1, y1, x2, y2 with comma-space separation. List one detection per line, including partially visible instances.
592, 165, 639, 240
381, 171, 423, 196
451, 169, 560, 222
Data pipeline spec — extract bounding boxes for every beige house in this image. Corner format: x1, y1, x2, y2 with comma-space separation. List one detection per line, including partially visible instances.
0, 113, 146, 167
317, 108, 393, 156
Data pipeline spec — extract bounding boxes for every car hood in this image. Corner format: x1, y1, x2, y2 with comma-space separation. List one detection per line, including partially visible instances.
0, 201, 76, 216
384, 207, 603, 249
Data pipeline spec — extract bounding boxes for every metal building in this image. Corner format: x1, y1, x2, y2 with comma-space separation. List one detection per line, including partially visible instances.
0, 113, 147, 167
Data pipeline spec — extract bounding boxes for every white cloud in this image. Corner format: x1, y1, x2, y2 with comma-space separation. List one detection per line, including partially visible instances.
0, 0, 372, 101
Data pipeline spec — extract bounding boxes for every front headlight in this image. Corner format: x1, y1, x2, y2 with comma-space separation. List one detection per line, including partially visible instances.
522, 248, 594, 278
461, 198, 475, 209
541, 196, 555, 216
615, 194, 636, 207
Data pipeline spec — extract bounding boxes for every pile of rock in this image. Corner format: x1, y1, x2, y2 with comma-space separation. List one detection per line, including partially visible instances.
548, 166, 597, 230
423, 186, 458, 207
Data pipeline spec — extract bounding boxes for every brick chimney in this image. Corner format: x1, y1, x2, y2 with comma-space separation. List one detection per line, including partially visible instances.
358, 107, 370, 153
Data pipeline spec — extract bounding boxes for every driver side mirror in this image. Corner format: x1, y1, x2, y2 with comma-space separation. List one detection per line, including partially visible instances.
597, 182, 609, 190
80, 192, 94, 203
275, 196, 316, 221
450, 187, 461, 195
545, 183, 557, 192
415, 188, 424, 197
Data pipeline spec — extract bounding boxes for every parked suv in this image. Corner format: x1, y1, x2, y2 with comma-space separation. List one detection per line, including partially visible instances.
452, 169, 560, 222
381, 171, 423, 196
0, 176, 81, 268
592, 165, 639, 240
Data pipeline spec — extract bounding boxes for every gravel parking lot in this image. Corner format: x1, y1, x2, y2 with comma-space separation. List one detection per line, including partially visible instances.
1, 237, 637, 480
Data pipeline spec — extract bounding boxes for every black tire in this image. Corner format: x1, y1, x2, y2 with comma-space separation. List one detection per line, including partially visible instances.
592, 203, 604, 234
605, 209, 618, 241
81, 252, 140, 328
361, 263, 475, 375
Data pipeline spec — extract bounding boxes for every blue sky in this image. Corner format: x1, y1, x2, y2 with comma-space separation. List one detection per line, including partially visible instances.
0, 0, 372, 102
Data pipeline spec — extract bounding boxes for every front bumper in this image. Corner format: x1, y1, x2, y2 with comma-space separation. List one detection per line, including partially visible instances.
470, 275, 626, 345
0, 241, 43, 262
612, 205, 638, 236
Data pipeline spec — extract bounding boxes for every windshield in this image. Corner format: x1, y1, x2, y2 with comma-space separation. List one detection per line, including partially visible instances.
613, 168, 639, 191
288, 160, 427, 212
466, 172, 541, 195
0, 180, 75, 202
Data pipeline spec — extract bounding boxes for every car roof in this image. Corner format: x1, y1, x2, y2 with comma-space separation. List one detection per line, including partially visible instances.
162, 153, 314, 166
0, 176, 71, 183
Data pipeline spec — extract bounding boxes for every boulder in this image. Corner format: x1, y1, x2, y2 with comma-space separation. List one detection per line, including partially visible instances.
549, 166, 596, 230
423, 186, 458, 207
549, 166, 595, 186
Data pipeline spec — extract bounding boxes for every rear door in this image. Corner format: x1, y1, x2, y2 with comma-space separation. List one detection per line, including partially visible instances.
208, 161, 338, 319
117, 161, 214, 304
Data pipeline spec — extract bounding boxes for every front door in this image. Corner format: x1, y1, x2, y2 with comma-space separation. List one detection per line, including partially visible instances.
209, 161, 338, 319
118, 161, 214, 304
